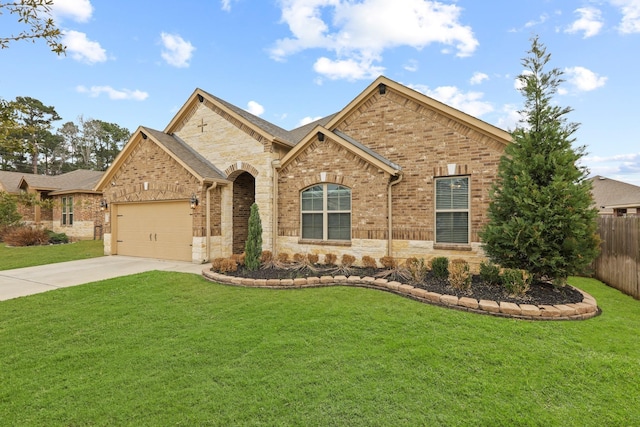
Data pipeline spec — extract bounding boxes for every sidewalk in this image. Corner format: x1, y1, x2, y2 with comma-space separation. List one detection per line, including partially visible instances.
0, 256, 209, 301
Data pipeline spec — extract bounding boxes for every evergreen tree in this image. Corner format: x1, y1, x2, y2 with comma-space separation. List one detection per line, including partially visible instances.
244, 203, 263, 271
480, 36, 600, 286
0, 191, 22, 232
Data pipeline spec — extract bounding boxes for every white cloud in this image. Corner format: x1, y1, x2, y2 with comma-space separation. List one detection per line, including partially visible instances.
50, 0, 93, 23
610, 0, 640, 33
298, 116, 323, 126
470, 72, 488, 85
271, 0, 478, 80
496, 104, 525, 131
524, 13, 549, 28
410, 84, 493, 118
62, 30, 107, 64
404, 59, 419, 72
246, 101, 265, 116
160, 33, 195, 68
565, 7, 604, 38
564, 66, 607, 92
221, 0, 240, 11
76, 85, 149, 101
313, 56, 384, 81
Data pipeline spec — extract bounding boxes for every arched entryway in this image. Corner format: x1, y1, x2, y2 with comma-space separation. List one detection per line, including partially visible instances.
232, 171, 256, 254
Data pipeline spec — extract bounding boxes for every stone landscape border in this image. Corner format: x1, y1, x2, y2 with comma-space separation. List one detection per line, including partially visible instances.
202, 269, 600, 321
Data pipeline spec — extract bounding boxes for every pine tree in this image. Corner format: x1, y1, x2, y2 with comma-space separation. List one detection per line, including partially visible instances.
244, 203, 263, 271
480, 36, 600, 286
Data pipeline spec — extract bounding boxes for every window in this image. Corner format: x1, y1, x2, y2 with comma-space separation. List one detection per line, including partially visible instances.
301, 184, 351, 241
435, 177, 469, 244
62, 196, 73, 226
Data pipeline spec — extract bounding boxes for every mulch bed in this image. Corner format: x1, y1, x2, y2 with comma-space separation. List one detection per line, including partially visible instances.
222, 265, 584, 306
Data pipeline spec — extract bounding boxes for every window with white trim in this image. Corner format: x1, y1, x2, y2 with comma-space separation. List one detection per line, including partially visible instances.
435, 176, 469, 244
301, 184, 351, 241
62, 196, 73, 226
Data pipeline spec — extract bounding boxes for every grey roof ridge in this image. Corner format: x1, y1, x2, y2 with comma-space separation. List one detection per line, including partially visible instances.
332, 129, 402, 172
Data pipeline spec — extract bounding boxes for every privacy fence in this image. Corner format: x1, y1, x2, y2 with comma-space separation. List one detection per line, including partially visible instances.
593, 216, 640, 299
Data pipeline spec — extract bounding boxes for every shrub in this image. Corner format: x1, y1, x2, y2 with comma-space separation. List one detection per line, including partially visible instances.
244, 203, 262, 271
405, 257, 428, 283
361, 255, 377, 269
47, 230, 69, 244
3, 226, 49, 246
307, 253, 319, 265
449, 259, 471, 290
260, 250, 273, 264
220, 258, 238, 273
277, 252, 290, 264
0, 191, 21, 231
231, 253, 245, 266
211, 258, 225, 272
379, 256, 397, 269
479, 261, 501, 285
324, 253, 337, 266
430, 257, 449, 279
293, 253, 305, 263
501, 268, 531, 297
341, 254, 356, 268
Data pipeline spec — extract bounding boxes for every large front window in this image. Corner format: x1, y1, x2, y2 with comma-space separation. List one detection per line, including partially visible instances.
301, 184, 351, 241
61, 196, 74, 226
435, 177, 469, 244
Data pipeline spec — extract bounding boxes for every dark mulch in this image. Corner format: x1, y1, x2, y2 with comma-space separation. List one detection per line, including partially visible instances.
221, 265, 584, 306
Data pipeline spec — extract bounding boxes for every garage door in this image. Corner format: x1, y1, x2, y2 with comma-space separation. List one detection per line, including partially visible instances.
115, 201, 192, 261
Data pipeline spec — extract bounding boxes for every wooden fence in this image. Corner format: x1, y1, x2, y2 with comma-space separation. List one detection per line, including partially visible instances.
593, 216, 640, 299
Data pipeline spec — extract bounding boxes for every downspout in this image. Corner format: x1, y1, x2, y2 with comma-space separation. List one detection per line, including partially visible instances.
387, 172, 404, 257
272, 159, 281, 256
205, 182, 217, 262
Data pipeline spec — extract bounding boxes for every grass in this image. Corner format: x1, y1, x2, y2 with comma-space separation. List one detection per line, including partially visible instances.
0, 240, 104, 270
0, 273, 638, 426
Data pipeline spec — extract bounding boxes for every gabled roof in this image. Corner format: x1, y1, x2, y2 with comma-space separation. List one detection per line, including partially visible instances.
325, 76, 511, 145
288, 114, 338, 144
590, 175, 640, 209
164, 88, 297, 148
279, 125, 401, 176
0, 170, 103, 195
95, 126, 228, 191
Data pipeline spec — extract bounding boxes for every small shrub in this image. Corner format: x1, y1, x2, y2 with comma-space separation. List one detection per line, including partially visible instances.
361, 255, 377, 269
244, 203, 262, 271
220, 258, 238, 273
449, 259, 471, 290
211, 258, 225, 272
379, 256, 397, 269
501, 268, 531, 297
47, 230, 69, 244
307, 253, 319, 264
341, 254, 356, 268
293, 253, 305, 263
3, 226, 49, 246
260, 250, 273, 264
324, 253, 337, 266
277, 252, 290, 263
405, 257, 428, 283
431, 257, 449, 279
231, 253, 245, 266
479, 261, 501, 285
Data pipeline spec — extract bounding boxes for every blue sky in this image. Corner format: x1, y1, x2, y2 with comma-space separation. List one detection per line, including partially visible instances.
2, 0, 639, 185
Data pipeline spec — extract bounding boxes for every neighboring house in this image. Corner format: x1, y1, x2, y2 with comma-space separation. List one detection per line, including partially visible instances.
0, 169, 105, 239
96, 76, 511, 264
590, 175, 640, 217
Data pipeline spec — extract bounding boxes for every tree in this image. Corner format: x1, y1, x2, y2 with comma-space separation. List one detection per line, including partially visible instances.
0, 191, 22, 233
0, 0, 65, 54
244, 203, 263, 271
480, 36, 600, 286
12, 96, 61, 173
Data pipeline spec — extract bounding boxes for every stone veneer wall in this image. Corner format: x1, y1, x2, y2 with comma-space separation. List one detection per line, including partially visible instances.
52, 193, 104, 240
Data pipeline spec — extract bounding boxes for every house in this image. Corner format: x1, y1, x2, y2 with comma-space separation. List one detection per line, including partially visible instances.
590, 175, 640, 217
0, 169, 105, 239
96, 76, 511, 265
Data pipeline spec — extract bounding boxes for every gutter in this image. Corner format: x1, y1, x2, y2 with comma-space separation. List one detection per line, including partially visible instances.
387, 172, 404, 257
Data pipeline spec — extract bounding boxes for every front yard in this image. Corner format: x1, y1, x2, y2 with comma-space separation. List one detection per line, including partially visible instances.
0, 272, 638, 426
0, 240, 104, 270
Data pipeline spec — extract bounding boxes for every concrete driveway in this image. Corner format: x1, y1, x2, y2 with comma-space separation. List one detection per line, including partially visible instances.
0, 256, 210, 301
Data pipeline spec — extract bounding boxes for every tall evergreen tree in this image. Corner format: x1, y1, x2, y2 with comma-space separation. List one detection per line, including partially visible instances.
480, 36, 600, 286
244, 203, 263, 271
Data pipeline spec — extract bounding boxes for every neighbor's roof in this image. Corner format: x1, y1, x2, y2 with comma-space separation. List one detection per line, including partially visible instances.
590, 175, 640, 209
0, 169, 104, 195
0, 171, 27, 194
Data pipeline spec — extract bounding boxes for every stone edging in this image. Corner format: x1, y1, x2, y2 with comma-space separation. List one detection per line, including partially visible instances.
201, 269, 600, 321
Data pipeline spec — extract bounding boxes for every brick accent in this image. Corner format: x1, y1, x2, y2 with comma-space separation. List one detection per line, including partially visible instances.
232, 172, 255, 254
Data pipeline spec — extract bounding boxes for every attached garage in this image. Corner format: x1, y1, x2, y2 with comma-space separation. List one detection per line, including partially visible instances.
114, 201, 193, 262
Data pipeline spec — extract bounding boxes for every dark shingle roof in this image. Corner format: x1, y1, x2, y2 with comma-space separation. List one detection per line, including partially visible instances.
288, 114, 338, 144
1, 170, 103, 194
333, 130, 402, 172
590, 175, 640, 209
0, 171, 27, 194
142, 127, 227, 182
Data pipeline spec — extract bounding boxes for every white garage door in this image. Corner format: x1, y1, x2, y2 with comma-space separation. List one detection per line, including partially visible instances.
115, 201, 192, 262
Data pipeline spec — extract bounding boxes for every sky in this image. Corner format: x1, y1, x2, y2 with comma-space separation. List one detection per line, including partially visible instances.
1, 0, 639, 185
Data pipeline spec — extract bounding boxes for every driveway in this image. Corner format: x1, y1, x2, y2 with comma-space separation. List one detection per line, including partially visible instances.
0, 256, 210, 301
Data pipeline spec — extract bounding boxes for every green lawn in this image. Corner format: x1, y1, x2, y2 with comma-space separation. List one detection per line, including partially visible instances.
0, 273, 638, 426
0, 240, 104, 270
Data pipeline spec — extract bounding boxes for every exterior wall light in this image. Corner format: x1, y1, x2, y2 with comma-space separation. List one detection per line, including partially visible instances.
190, 194, 199, 209
100, 199, 108, 210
